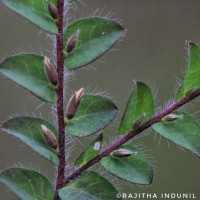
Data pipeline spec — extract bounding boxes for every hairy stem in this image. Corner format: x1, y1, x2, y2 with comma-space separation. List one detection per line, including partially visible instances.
54, 0, 65, 200
64, 89, 200, 185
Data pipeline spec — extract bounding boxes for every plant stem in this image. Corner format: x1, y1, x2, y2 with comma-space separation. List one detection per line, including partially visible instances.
54, 0, 65, 200
64, 89, 200, 185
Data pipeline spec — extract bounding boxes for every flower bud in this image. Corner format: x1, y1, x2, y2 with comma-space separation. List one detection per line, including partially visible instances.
132, 113, 146, 129
66, 88, 84, 119
66, 30, 80, 53
41, 124, 58, 150
111, 149, 136, 158
47, 2, 58, 20
44, 56, 58, 87
162, 114, 183, 122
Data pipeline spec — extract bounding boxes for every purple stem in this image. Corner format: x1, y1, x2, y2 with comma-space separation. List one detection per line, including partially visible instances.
64, 89, 200, 185
54, 0, 65, 200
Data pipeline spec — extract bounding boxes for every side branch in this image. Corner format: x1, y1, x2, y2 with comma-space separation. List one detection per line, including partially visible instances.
64, 89, 200, 185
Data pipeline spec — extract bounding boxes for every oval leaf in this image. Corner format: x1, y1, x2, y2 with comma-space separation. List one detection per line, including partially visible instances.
66, 94, 118, 137
63, 17, 125, 69
74, 133, 103, 167
0, 168, 54, 200
119, 81, 154, 135
101, 145, 153, 185
59, 171, 119, 200
0, 54, 57, 103
1, 0, 58, 33
153, 111, 200, 157
177, 42, 200, 100
2, 117, 59, 164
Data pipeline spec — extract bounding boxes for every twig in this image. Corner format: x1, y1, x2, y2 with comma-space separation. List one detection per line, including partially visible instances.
64, 89, 200, 185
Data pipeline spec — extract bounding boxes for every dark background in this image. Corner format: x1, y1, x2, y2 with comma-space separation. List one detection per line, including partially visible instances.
1, 0, 200, 199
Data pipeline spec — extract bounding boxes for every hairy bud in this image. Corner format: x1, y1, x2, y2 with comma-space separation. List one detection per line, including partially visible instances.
132, 113, 146, 129
47, 2, 58, 20
44, 56, 58, 87
162, 114, 183, 122
66, 88, 84, 119
41, 124, 58, 150
111, 149, 136, 158
66, 30, 80, 53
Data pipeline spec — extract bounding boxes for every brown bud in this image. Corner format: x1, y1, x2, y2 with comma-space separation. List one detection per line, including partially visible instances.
47, 2, 58, 20
132, 113, 146, 130
162, 114, 183, 122
111, 149, 136, 158
66, 30, 80, 53
44, 56, 58, 86
41, 124, 58, 150
185, 88, 197, 97
66, 88, 84, 119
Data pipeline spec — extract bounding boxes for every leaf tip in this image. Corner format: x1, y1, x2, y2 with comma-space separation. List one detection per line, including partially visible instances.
186, 40, 199, 54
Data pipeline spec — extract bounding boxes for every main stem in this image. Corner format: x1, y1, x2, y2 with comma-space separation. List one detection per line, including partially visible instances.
55, 0, 65, 200
64, 89, 200, 185
53, 0, 200, 193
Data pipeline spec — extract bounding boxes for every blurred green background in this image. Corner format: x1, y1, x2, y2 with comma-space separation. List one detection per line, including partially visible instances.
1, 0, 200, 199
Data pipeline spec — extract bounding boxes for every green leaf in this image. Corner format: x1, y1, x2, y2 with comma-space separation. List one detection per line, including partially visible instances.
1, 117, 59, 164
0, 54, 57, 103
119, 81, 154, 135
1, 0, 58, 33
177, 42, 200, 100
153, 111, 200, 157
59, 171, 119, 200
101, 145, 153, 185
66, 94, 118, 137
74, 133, 103, 167
63, 17, 125, 69
0, 168, 54, 200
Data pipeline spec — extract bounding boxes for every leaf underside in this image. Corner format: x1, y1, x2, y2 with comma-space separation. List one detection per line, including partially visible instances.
1, 0, 58, 33
0, 168, 54, 200
153, 111, 200, 157
59, 171, 119, 200
0, 54, 57, 103
2, 117, 59, 164
101, 145, 153, 185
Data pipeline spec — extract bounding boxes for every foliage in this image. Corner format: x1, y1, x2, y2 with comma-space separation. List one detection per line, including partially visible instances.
101, 145, 153, 185
1, 0, 200, 200
66, 94, 118, 137
59, 171, 118, 200
0, 168, 54, 200
119, 81, 154, 135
